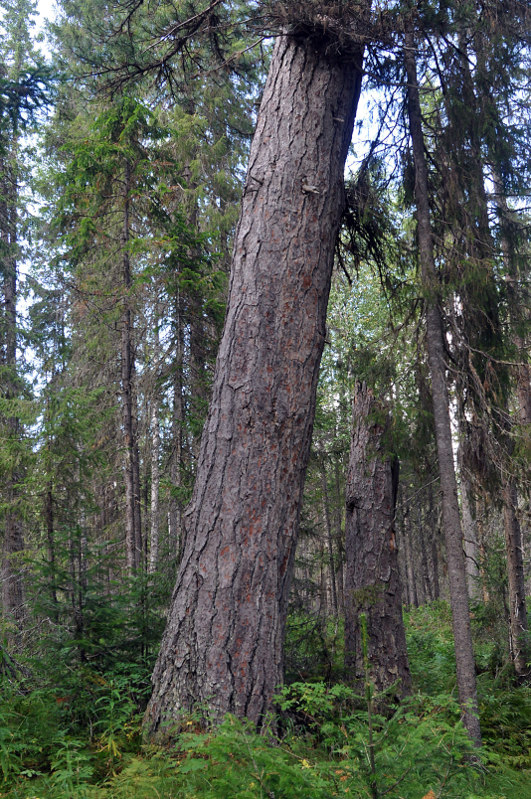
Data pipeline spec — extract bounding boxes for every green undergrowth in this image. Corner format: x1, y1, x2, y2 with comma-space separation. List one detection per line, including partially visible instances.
1, 600, 530, 798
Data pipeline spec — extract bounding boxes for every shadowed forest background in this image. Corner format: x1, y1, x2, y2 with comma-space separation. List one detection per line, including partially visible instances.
0, 0, 530, 797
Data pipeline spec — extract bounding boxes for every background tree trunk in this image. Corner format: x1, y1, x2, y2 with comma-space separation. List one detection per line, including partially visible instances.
503, 481, 529, 680
121, 160, 142, 572
0, 151, 25, 642
168, 294, 184, 559
405, 25, 481, 746
344, 382, 411, 697
320, 462, 339, 616
145, 31, 364, 736
149, 401, 161, 573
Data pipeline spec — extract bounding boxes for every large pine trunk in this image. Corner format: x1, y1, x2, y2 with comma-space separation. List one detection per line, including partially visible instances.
145, 31, 364, 736
404, 27, 481, 746
344, 383, 411, 697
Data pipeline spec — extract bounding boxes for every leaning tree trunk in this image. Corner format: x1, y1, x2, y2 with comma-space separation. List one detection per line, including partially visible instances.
344, 382, 411, 698
405, 26, 481, 745
144, 30, 364, 736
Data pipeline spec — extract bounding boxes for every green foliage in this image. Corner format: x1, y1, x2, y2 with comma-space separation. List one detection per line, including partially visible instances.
172, 715, 331, 799
405, 601, 459, 694
284, 612, 345, 682
479, 683, 531, 770
29, 565, 168, 726
278, 681, 481, 799
2, 604, 531, 799
0, 682, 61, 784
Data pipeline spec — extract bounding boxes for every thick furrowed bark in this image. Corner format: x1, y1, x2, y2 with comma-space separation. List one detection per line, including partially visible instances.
145, 33, 363, 736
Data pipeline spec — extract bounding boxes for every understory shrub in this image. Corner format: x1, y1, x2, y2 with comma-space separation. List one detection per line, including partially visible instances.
2, 600, 530, 798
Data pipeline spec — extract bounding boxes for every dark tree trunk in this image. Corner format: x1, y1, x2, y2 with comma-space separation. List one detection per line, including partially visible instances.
429, 485, 441, 600
145, 31, 364, 736
405, 27, 481, 746
344, 383, 411, 698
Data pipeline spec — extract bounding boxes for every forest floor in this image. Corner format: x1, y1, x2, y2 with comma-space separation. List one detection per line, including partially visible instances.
1, 601, 530, 799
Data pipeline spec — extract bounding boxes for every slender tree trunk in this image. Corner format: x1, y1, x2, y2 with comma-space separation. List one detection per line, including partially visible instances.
145, 30, 364, 736
168, 293, 184, 559
344, 383, 411, 698
69, 525, 85, 661
405, 26, 481, 745
456, 396, 480, 601
121, 160, 141, 572
503, 478, 529, 680
492, 172, 530, 678
458, 41, 529, 680
458, 457, 481, 602
320, 462, 338, 615
430, 497, 441, 600
319, 542, 328, 618
414, 505, 428, 605
461, 473, 481, 601
149, 403, 161, 573
475, 498, 490, 604
397, 494, 416, 608
45, 486, 59, 621
133, 413, 143, 566
419, 512, 433, 603
0, 152, 25, 641
149, 316, 161, 573
405, 512, 418, 607
333, 459, 345, 613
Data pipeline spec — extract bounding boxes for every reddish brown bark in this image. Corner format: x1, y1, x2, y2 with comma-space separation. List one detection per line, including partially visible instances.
145, 31, 364, 735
